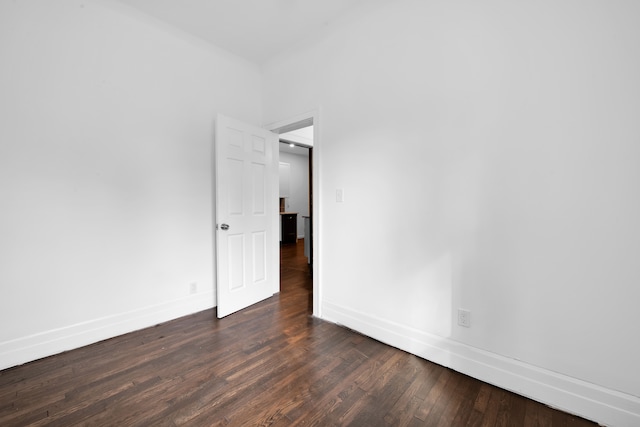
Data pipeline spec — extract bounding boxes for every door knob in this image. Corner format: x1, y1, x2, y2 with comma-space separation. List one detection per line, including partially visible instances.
220, 223, 230, 230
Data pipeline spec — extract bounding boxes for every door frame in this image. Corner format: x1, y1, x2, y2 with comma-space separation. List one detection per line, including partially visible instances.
265, 110, 321, 317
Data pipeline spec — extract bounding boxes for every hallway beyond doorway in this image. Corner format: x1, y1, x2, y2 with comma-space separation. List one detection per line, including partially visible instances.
280, 238, 312, 313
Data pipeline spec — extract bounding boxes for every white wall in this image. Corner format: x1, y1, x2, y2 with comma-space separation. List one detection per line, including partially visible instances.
279, 150, 309, 237
263, 1, 640, 425
0, 0, 261, 369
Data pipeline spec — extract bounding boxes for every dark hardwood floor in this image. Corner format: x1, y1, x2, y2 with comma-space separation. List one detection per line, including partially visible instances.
0, 239, 596, 426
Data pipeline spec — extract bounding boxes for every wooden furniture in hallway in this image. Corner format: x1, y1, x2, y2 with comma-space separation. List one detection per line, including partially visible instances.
280, 212, 297, 244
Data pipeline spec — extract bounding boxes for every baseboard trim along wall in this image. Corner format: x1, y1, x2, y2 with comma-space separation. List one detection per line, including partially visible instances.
322, 300, 640, 427
0, 292, 214, 371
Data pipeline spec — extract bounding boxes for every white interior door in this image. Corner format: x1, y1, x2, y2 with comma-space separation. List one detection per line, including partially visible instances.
215, 114, 279, 318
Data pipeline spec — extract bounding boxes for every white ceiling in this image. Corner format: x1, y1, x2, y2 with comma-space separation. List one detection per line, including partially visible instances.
115, 0, 371, 64
280, 125, 312, 156
280, 126, 313, 146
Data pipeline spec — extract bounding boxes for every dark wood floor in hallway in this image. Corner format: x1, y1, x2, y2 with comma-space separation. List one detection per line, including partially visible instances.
0, 239, 596, 426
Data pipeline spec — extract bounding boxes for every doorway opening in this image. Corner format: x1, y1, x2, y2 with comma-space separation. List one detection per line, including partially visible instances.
266, 113, 319, 316
279, 128, 312, 311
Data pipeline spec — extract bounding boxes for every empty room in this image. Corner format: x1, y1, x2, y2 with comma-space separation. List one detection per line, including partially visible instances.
1, 0, 639, 425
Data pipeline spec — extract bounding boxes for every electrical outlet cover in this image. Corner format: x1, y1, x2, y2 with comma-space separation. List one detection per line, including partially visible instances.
458, 309, 471, 328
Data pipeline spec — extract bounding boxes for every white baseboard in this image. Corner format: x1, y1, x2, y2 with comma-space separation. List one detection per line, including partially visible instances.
322, 300, 640, 427
0, 292, 214, 371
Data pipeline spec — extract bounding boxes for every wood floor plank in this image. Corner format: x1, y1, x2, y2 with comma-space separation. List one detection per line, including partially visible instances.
480, 387, 504, 427
435, 373, 479, 427
423, 368, 465, 427
0, 240, 598, 426
414, 368, 456, 421
385, 361, 443, 426
449, 375, 482, 426
524, 399, 554, 427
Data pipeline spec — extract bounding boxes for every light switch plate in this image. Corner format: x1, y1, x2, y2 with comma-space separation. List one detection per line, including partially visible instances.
336, 189, 344, 203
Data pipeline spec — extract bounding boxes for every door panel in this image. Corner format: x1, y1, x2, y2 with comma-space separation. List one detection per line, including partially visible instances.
228, 159, 244, 214
228, 234, 245, 291
252, 163, 266, 214
252, 231, 266, 282
215, 114, 279, 318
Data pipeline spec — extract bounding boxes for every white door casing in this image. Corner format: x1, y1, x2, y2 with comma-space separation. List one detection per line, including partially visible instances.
215, 114, 279, 318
